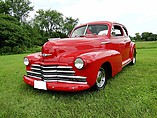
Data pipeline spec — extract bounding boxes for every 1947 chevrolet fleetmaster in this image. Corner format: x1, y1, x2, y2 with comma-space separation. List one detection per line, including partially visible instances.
23, 21, 136, 92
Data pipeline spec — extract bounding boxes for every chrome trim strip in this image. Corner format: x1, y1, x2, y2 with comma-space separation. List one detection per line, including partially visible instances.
31, 67, 41, 71
42, 70, 57, 72
122, 59, 132, 68
57, 66, 72, 69
41, 66, 72, 69
31, 64, 72, 69
44, 80, 87, 84
43, 75, 57, 77
42, 53, 52, 57
27, 64, 86, 83
27, 75, 42, 79
43, 74, 86, 79
57, 70, 75, 73
26, 75, 87, 84
27, 71, 41, 75
42, 70, 75, 73
32, 64, 41, 67
58, 75, 86, 79
41, 66, 57, 69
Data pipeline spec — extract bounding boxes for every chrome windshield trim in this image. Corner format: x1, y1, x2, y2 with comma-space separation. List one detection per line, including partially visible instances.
84, 24, 88, 35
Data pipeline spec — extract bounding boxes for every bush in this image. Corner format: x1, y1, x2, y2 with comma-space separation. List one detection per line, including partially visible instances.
12, 45, 27, 54
0, 46, 12, 55
0, 14, 32, 54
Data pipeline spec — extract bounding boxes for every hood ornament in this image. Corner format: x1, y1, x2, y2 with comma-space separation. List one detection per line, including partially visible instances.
42, 53, 52, 57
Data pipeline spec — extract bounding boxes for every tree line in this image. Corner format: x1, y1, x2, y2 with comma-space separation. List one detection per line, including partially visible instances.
0, 0, 78, 55
130, 32, 157, 41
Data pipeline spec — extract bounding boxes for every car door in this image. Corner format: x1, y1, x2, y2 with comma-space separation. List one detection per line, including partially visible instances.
109, 24, 130, 62
121, 26, 131, 61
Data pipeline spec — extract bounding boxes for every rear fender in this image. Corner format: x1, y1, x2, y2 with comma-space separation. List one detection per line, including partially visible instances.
129, 42, 136, 59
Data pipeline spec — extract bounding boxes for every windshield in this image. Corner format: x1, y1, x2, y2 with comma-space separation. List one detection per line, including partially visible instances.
71, 24, 108, 38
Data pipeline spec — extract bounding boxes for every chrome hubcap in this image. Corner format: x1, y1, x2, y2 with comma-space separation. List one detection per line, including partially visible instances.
96, 68, 106, 88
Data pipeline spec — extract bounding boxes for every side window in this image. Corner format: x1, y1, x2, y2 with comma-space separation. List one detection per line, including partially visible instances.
111, 25, 123, 36
86, 25, 108, 35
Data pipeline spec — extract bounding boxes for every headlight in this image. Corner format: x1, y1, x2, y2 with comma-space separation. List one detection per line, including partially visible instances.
24, 58, 29, 66
74, 58, 84, 69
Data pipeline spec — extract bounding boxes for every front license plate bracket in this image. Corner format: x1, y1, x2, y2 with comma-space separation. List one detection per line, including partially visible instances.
34, 80, 47, 90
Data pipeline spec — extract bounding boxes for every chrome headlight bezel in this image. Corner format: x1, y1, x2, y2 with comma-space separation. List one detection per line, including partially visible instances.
74, 58, 84, 69
24, 58, 29, 66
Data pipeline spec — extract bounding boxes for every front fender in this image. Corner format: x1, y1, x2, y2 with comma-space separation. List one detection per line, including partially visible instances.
75, 49, 122, 86
25, 52, 42, 70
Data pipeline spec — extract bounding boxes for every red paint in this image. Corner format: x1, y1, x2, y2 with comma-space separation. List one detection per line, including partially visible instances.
23, 21, 136, 91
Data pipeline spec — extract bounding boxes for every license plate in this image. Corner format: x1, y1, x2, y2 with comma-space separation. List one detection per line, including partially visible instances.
34, 80, 47, 90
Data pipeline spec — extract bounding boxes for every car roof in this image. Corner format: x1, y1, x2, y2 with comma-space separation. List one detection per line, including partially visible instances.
75, 21, 125, 28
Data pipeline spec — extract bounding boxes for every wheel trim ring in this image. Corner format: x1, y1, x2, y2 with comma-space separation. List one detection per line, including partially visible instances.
133, 57, 136, 64
133, 52, 136, 64
96, 69, 106, 88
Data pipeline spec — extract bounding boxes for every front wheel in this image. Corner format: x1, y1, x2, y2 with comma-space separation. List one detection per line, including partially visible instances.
93, 67, 108, 90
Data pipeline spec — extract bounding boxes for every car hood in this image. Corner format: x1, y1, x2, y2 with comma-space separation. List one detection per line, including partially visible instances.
41, 37, 107, 62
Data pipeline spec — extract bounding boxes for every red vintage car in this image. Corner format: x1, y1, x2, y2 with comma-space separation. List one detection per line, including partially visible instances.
23, 21, 136, 92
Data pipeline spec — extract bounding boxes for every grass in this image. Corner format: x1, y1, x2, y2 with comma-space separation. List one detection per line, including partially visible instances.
0, 41, 157, 118
135, 41, 157, 49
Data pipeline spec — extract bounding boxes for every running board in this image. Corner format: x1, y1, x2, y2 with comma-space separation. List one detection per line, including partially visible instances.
122, 58, 132, 68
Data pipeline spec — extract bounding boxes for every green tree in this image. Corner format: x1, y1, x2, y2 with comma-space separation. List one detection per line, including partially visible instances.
141, 32, 152, 41
0, 0, 10, 14
134, 33, 141, 41
147, 34, 157, 41
34, 9, 79, 39
34, 9, 64, 35
64, 17, 79, 35
0, 14, 31, 54
24, 22, 43, 46
4, 0, 33, 22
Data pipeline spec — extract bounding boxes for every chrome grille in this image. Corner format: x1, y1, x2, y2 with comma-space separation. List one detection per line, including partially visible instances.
27, 64, 86, 82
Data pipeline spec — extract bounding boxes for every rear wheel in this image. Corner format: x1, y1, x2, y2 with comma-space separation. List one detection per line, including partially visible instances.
93, 67, 108, 90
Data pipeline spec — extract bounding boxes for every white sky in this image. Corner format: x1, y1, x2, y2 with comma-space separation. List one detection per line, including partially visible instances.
30, 0, 157, 36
